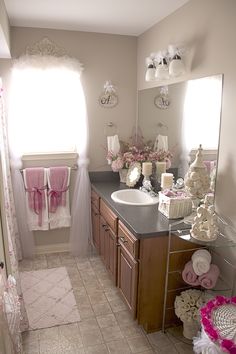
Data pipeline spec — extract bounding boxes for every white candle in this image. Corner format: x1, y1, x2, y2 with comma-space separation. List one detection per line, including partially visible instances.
161, 173, 173, 189
142, 162, 152, 176
156, 161, 166, 176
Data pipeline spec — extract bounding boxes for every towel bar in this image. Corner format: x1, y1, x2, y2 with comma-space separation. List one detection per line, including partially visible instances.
19, 164, 78, 173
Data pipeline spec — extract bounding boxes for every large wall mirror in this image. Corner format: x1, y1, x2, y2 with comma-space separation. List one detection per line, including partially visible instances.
138, 74, 223, 180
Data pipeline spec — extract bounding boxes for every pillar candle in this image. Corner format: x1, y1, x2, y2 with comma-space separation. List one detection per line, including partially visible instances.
161, 173, 173, 189
156, 161, 166, 175
142, 162, 152, 176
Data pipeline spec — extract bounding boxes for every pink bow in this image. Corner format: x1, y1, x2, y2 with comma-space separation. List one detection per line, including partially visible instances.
48, 187, 68, 213
26, 186, 47, 226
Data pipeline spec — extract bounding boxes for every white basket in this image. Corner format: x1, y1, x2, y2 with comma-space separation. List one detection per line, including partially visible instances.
158, 192, 192, 219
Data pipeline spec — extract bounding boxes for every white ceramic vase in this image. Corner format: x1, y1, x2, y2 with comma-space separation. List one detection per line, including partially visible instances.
119, 169, 128, 183
182, 320, 200, 340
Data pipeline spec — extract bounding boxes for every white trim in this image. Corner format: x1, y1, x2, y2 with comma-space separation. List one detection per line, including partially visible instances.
189, 149, 217, 162
35, 242, 69, 255
22, 152, 78, 162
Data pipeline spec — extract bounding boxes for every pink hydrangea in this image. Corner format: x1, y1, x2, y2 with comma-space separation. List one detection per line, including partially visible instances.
111, 157, 124, 172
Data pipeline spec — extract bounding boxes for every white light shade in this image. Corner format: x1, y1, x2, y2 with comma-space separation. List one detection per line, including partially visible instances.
145, 67, 156, 82
155, 63, 169, 80
169, 58, 185, 77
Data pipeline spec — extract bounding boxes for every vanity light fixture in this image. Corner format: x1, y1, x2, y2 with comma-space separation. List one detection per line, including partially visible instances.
145, 45, 185, 82
155, 58, 169, 80
145, 56, 156, 82
168, 45, 185, 77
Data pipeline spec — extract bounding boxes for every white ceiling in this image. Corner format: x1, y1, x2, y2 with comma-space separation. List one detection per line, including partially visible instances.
4, 0, 190, 36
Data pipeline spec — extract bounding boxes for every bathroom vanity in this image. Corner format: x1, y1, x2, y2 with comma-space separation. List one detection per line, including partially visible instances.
90, 180, 200, 333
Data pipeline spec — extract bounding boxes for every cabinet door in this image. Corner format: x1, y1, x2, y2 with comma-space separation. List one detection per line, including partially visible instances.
99, 216, 106, 263
107, 228, 118, 284
117, 245, 138, 317
91, 205, 100, 252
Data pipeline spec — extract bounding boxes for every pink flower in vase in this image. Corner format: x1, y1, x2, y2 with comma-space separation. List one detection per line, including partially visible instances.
111, 157, 124, 172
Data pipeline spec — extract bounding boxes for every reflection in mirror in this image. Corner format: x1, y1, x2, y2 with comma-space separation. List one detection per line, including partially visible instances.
138, 75, 223, 183
126, 162, 142, 187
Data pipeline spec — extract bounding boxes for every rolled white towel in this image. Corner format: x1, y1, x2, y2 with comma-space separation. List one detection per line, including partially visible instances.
191, 249, 212, 276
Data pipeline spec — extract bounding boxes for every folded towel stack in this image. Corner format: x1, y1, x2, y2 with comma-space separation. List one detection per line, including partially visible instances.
182, 249, 220, 289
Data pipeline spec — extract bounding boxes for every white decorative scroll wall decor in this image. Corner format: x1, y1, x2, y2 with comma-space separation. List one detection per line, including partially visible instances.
25, 37, 67, 57
99, 81, 118, 108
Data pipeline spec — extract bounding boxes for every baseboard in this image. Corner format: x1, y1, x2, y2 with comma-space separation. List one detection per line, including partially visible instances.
35, 243, 70, 255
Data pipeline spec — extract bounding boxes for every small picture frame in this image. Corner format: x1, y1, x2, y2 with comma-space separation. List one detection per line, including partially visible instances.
154, 94, 170, 109
99, 93, 118, 108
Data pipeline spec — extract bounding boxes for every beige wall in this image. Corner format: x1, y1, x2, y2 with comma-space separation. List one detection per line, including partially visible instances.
137, 0, 236, 230
3, 26, 137, 172
0, 27, 137, 250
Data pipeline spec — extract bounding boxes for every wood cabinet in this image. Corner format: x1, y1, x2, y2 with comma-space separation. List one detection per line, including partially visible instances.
99, 199, 118, 284
117, 238, 138, 317
91, 187, 201, 333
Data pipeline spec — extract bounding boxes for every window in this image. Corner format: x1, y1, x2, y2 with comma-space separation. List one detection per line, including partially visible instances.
9, 65, 86, 154
182, 76, 222, 151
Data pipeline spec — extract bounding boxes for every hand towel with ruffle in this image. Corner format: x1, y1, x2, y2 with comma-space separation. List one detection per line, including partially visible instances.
47, 166, 71, 229
23, 167, 49, 230
154, 134, 168, 152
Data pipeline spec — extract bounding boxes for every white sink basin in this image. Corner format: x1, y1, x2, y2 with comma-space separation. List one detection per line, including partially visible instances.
111, 189, 159, 206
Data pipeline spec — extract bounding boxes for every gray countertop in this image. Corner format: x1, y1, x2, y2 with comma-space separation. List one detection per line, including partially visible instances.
91, 180, 178, 239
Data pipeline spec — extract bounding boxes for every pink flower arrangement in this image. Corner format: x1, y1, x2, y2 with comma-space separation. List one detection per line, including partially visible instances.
200, 295, 236, 353
107, 142, 173, 172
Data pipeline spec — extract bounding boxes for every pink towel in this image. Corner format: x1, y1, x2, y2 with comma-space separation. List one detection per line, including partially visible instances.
25, 168, 47, 227
198, 264, 220, 289
182, 261, 200, 286
47, 167, 69, 213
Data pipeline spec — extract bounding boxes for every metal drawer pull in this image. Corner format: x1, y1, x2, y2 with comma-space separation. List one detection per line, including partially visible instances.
120, 236, 128, 244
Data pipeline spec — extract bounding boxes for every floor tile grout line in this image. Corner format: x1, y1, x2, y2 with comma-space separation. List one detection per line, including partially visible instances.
21, 253, 194, 354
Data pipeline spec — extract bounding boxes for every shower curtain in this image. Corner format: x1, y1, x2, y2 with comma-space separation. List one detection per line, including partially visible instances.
0, 81, 29, 352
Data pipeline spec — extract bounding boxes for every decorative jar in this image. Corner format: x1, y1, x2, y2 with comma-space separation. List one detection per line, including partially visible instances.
119, 169, 128, 183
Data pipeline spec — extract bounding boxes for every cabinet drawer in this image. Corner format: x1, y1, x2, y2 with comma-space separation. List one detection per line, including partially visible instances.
100, 199, 118, 234
91, 189, 100, 209
118, 221, 139, 260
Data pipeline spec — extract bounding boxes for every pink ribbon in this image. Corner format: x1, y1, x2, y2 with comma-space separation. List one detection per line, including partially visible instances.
26, 186, 47, 226
48, 187, 68, 213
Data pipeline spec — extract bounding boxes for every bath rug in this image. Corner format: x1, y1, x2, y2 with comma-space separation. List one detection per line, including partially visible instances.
20, 267, 80, 330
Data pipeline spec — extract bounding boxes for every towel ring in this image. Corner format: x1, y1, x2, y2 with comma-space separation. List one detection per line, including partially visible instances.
157, 122, 168, 131
104, 122, 118, 136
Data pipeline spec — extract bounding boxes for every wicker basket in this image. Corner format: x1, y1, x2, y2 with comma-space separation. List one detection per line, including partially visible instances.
158, 192, 192, 219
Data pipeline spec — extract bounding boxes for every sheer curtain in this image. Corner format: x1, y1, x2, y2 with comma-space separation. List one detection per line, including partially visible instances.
0, 79, 28, 352
70, 81, 92, 257
8, 53, 92, 257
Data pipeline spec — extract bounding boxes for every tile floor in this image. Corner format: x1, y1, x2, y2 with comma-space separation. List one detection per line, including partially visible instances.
19, 253, 194, 354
